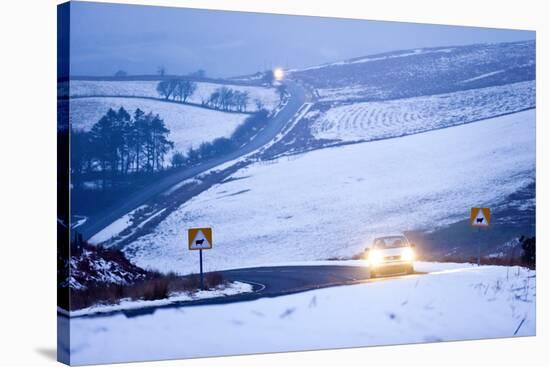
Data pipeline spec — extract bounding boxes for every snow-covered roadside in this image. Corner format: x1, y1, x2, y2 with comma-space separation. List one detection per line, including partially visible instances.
70, 281, 253, 317
69, 262, 535, 365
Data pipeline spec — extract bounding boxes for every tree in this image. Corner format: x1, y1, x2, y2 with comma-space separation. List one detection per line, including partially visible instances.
156, 79, 178, 100
84, 106, 174, 189
114, 70, 128, 77
130, 108, 146, 173
89, 108, 123, 188
71, 130, 92, 189
176, 80, 197, 103
142, 113, 173, 171
157, 66, 166, 77
234, 91, 249, 112
171, 151, 186, 168
186, 147, 200, 165
262, 70, 274, 85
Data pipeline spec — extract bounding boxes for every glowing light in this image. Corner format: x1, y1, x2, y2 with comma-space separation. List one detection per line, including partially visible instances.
401, 247, 415, 262
369, 249, 384, 266
273, 67, 285, 81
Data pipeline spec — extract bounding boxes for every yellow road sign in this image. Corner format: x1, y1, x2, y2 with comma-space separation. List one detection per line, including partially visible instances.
188, 228, 213, 250
470, 208, 490, 227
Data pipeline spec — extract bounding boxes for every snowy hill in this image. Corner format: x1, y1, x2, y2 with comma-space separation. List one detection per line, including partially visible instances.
291, 41, 534, 102
70, 97, 250, 155
123, 110, 535, 274
310, 80, 534, 143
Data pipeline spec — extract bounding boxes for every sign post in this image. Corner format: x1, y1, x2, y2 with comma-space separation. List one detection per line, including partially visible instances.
188, 227, 213, 290
470, 208, 491, 266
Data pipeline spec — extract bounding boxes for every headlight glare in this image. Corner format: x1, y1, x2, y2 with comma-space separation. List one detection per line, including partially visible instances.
401, 247, 415, 262
369, 250, 384, 266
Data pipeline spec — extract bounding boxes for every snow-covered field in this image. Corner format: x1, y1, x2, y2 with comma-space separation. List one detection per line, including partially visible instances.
312, 81, 535, 141
68, 262, 535, 365
70, 80, 280, 112
70, 97, 249, 154
123, 109, 535, 274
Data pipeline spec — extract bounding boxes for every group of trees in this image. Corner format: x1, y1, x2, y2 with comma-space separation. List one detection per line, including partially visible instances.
156, 79, 198, 102
156, 80, 252, 113
204, 86, 250, 112
72, 107, 174, 189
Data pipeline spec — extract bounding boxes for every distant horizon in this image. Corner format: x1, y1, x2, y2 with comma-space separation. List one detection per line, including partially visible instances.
69, 1, 535, 78
70, 38, 536, 79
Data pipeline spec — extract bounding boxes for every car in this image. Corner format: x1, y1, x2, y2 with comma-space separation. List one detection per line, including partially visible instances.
365, 235, 416, 278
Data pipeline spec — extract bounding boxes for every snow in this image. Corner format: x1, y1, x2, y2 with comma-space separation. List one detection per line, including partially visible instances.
71, 215, 87, 229
68, 262, 535, 365
89, 205, 147, 244
290, 47, 455, 72
312, 81, 535, 141
123, 109, 535, 274
70, 97, 249, 155
70, 80, 280, 112
64, 247, 148, 291
70, 281, 253, 317
460, 70, 505, 83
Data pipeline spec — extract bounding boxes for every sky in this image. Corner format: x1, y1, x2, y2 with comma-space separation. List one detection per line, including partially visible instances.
69, 1, 535, 77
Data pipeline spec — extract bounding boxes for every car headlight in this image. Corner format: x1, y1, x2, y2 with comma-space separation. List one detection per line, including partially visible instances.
369, 250, 384, 266
401, 247, 415, 262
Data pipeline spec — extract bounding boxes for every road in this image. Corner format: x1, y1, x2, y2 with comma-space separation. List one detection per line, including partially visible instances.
78, 81, 307, 240
73, 265, 425, 319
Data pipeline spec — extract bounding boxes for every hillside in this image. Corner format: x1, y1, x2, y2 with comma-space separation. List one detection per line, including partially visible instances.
70, 79, 280, 112
290, 41, 534, 102
123, 110, 535, 274
70, 97, 250, 155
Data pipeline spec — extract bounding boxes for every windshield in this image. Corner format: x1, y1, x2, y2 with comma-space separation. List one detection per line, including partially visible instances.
373, 236, 409, 249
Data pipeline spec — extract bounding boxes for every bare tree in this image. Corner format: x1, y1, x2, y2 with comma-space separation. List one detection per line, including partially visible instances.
174, 80, 197, 103
156, 79, 178, 100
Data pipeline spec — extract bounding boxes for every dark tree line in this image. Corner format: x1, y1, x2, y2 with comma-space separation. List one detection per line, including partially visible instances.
203, 87, 250, 112
157, 79, 198, 102
72, 107, 173, 190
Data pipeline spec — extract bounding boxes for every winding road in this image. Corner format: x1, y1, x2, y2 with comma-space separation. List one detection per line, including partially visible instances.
78, 81, 308, 240
69, 265, 425, 319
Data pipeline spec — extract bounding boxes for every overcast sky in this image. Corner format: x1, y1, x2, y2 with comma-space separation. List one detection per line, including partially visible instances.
69, 1, 535, 77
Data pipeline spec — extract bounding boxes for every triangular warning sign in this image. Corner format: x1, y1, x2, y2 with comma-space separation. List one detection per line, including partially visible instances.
471, 208, 490, 227
188, 228, 212, 250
